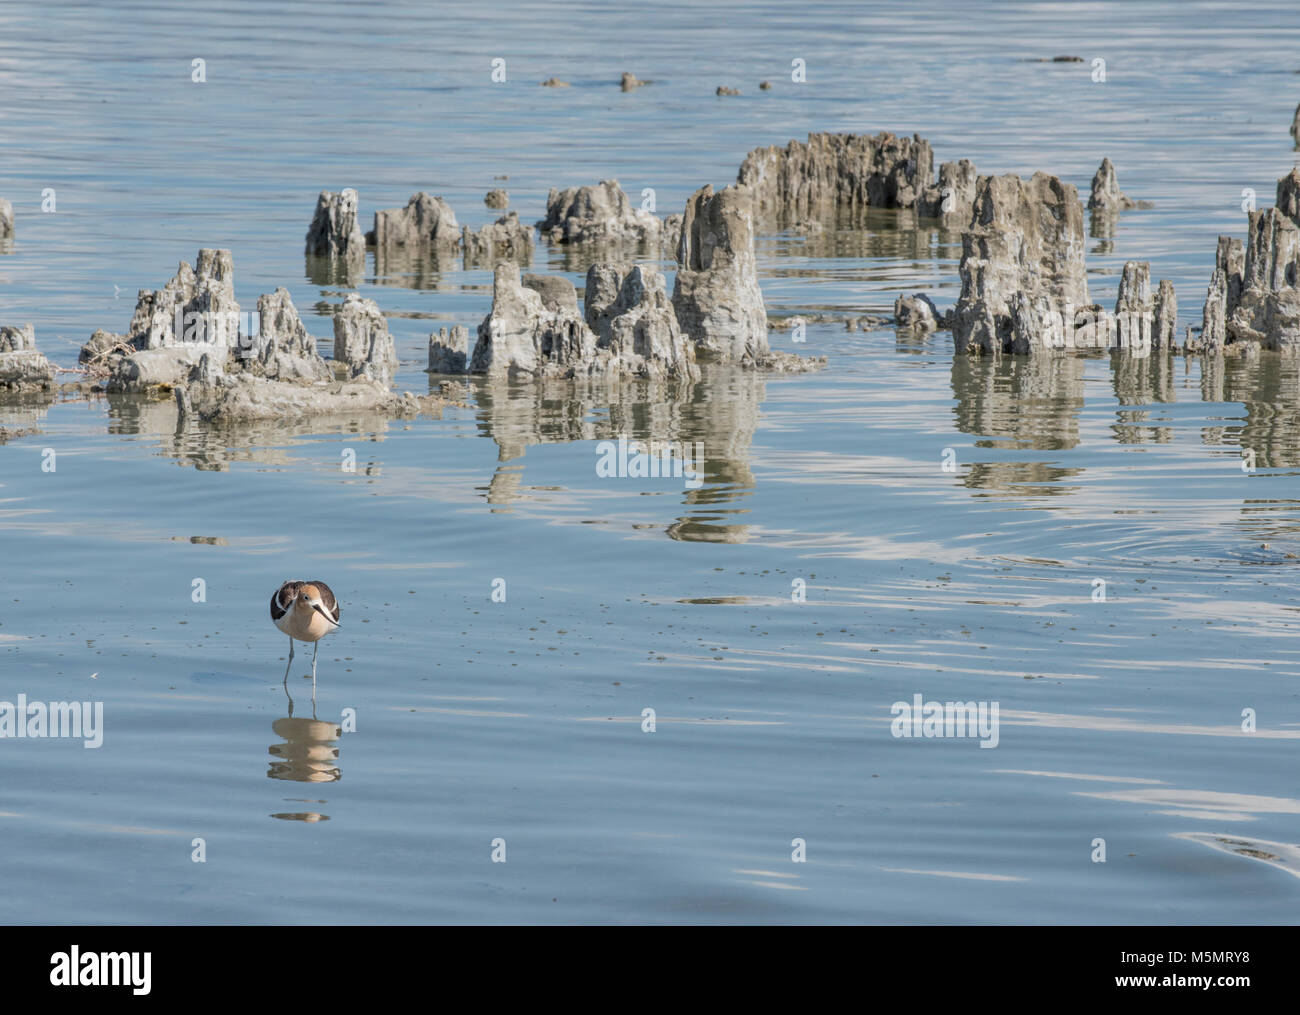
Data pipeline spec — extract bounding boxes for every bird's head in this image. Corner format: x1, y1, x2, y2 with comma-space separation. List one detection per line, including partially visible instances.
295, 584, 339, 627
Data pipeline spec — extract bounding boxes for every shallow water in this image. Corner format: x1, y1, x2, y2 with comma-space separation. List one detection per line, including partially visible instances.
1, 1, 1299, 924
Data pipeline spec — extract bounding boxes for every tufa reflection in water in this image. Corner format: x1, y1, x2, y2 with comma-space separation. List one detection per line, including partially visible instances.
18, 341, 1300, 520
312, 239, 536, 292
758, 204, 964, 262
471, 367, 762, 542
102, 389, 406, 473
949, 354, 1086, 497
1211, 353, 1300, 469
1111, 348, 1178, 446
942, 349, 1300, 490
0, 391, 55, 443
951, 351, 1086, 452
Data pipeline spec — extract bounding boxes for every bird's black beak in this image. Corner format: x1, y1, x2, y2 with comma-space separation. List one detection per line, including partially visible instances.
313, 604, 340, 628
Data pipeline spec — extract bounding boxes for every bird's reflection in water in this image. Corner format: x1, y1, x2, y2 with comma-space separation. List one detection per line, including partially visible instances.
269, 714, 341, 821
270, 808, 330, 823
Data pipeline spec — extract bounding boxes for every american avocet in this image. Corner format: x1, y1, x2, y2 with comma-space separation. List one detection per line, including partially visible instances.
271, 580, 341, 694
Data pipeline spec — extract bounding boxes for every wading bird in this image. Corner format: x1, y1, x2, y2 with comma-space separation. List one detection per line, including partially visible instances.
271, 581, 341, 701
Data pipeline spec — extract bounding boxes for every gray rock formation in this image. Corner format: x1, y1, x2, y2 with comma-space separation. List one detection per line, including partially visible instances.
1196, 268, 1228, 352
661, 213, 683, 255
582, 265, 628, 333
737, 132, 936, 221
1227, 215, 1300, 348
0, 324, 53, 391
1153, 279, 1177, 350
1243, 201, 1299, 296
0, 323, 36, 353
536, 180, 662, 244
305, 189, 365, 257
78, 329, 128, 368
32, 245, 463, 422
920, 159, 979, 225
112, 345, 211, 388
370, 192, 461, 251
671, 184, 768, 363
485, 189, 509, 209
333, 294, 398, 385
522, 273, 579, 314
953, 172, 1089, 354
188, 248, 238, 342
1087, 158, 1137, 212
0, 198, 12, 241
469, 262, 703, 381
1293, 100, 1300, 145
193, 351, 221, 387
1278, 167, 1300, 223
126, 262, 194, 349
894, 293, 941, 331
462, 211, 534, 266
585, 264, 699, 380
1113, 261, 1153, 352
1060, 302, 1110, 351
1216, 234, 1246, 311
470, 263, 597, 378
126, 249, 239, 354
186, 373, 444, 424
106, 248, 242, 389
239, 288, 331, 382
428, 325, 469, 373
0, 354, 55, 391
1215, 170, 1300, 350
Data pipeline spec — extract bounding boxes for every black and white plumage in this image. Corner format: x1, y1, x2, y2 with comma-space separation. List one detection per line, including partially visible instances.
271, 580, 341, 696
271, 579, 340, 633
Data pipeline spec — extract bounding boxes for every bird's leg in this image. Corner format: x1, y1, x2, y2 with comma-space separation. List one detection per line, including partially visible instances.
283, 638, 295, 717
311, 641, 319, 715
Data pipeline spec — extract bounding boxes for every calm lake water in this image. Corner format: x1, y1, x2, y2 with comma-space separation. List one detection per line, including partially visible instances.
2, 0, 1300, 924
